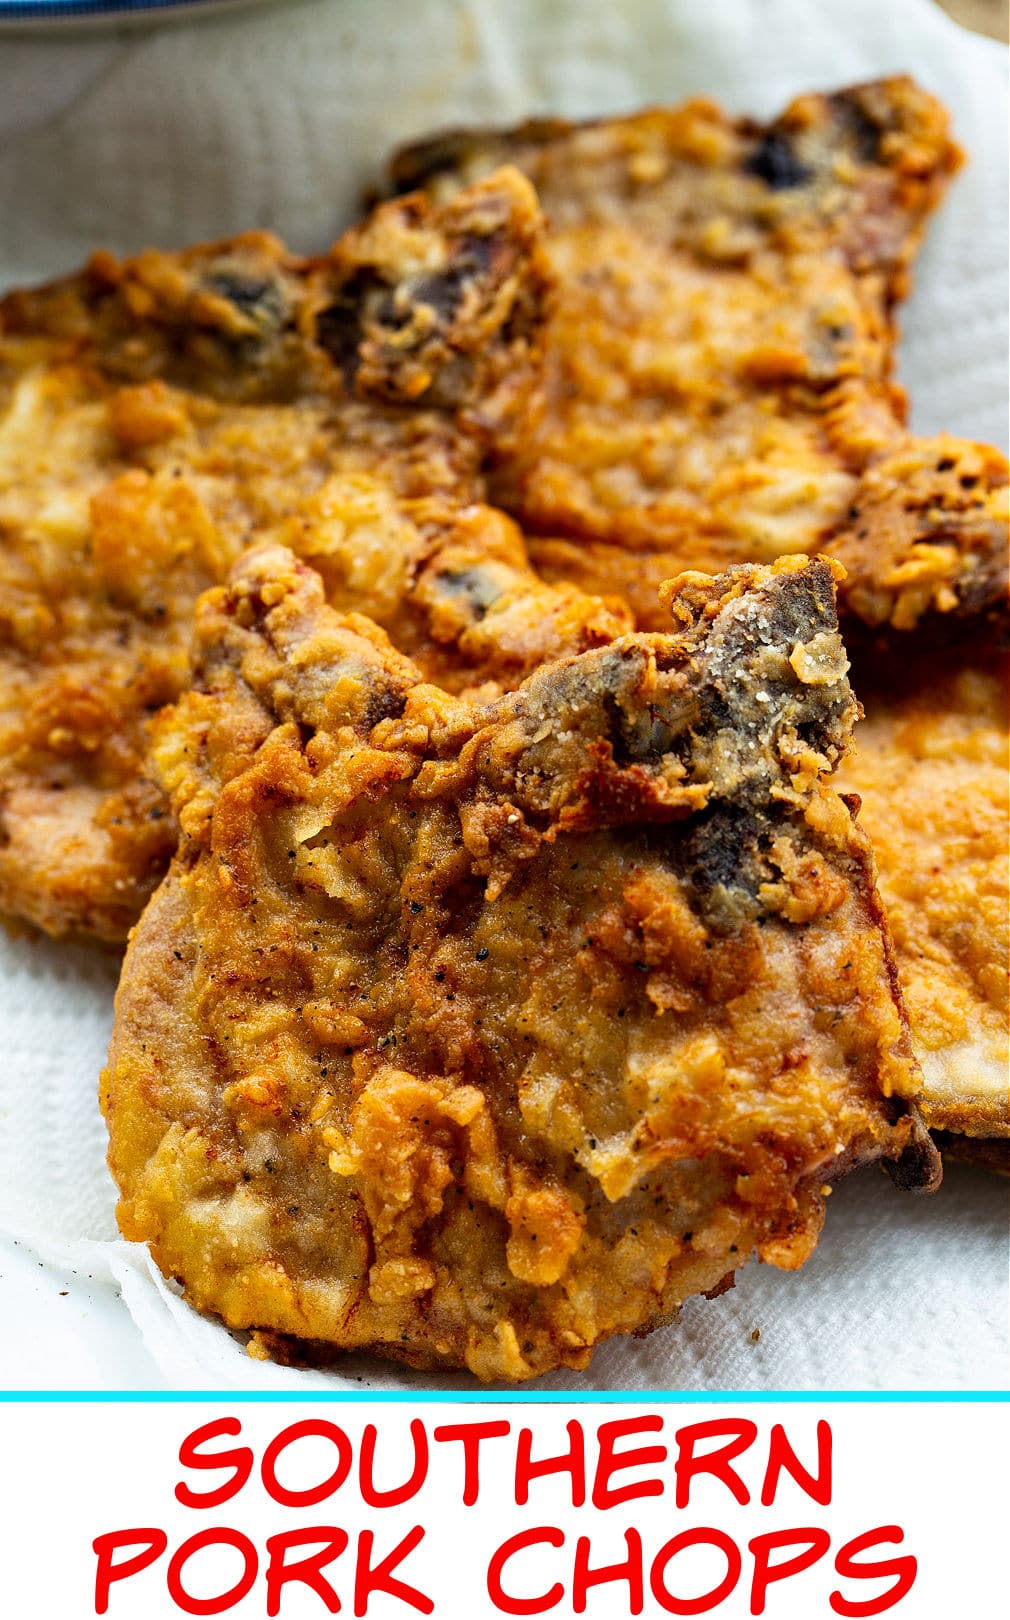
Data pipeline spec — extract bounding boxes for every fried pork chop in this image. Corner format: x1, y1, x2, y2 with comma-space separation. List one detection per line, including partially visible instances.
390, 78, 1009, 637
837, 650, 1009, 1148
102, 547, 936, 1382
0, 170, 629, 941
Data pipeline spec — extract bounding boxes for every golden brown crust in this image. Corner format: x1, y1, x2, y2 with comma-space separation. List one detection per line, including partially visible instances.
823, 437, 1009, 638
837, 647, 1009, 1140
0, 170, 630, 941
390, 78, 1008, 639
102, 547, 933, 1382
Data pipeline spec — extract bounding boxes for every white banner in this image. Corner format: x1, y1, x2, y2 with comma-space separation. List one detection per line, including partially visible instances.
0, 1399, 1003, 1615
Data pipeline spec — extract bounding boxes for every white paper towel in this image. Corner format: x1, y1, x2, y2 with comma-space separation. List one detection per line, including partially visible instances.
0, 0, 1006, 1393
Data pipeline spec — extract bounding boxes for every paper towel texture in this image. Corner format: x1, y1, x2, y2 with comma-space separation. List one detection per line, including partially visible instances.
0, 0, 1006, 1391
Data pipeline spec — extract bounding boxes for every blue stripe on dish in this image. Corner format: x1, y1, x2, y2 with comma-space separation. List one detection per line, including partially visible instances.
0, 1, 211, 15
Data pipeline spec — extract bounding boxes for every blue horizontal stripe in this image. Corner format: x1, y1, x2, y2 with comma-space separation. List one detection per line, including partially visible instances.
1, 1389, 1007, 1405
0, 1, 206, 16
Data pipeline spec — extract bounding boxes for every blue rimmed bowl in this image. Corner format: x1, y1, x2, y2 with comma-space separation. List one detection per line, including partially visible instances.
0, 0, 277, 27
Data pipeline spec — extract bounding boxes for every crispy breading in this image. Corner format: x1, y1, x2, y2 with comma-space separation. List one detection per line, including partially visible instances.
837, 649, 1009, 1141
0, 170, 628, 941
390, 78, 1009, 636
102, 547, 936, 1382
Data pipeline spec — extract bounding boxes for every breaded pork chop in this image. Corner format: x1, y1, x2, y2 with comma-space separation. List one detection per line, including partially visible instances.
102, 546, 936, 1382
390, 78, 1009, 637
837, 649, 1009, 1146
0, 170, 628, 941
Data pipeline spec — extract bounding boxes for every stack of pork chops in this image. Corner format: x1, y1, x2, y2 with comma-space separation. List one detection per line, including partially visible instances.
0, 77, 1005, 1382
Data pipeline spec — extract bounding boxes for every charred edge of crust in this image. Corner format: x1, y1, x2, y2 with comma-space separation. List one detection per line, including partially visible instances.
497, 559, 854, 918
385, 75, 959, 203
886, 1107, 944, 1193
312, 170, 547, 410
385, 121, 572, 196
742, 129, 814, 191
